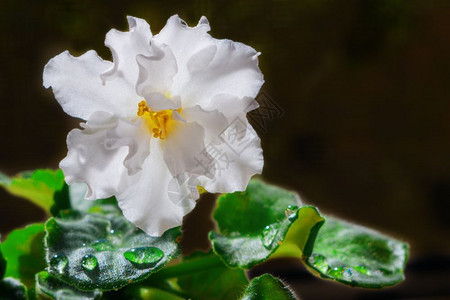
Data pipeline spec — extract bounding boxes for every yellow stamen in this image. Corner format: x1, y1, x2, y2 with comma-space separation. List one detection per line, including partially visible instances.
137, 100, 180, 139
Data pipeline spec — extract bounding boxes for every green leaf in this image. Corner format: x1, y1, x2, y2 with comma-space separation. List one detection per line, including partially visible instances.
0, 169, 117, 217
0, 277, 27, 300
67, 183, 89, 212
176, 251, 249, 300
66, 182, 119, 214
240, 274, 297, 300
36, 271, 101, 300
0, 237, 5, 279
0, 224, 46, 288
103, 285, 184, 300
0, 172, 10, 185
50, 183, 71, 217
304, 218, 409, 288
45, 211, 181, 291
124, 287, 184, 300
210, 179, 324, 268
0, 169, 64, 212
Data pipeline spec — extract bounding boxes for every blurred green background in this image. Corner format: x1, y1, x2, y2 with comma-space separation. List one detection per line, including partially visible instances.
1, 0, 450, 298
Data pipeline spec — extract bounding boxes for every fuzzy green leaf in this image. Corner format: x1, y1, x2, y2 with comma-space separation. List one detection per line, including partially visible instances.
0, 173, 10, 185
104, 286, 184, 300
67, 183, 90, 212
210, 179, 324, 268
0, 224, 46, 288
0, 277, 27, 300
0, 237, 5, 279
240, 274, 297, 300
304, 218, 409, 288
45, 211, 181, 291
36, 271, 101, 300
176, 251, 249, 300
50, 183, 71, 217
65, 182, 118, 214
0, 169, 64, 212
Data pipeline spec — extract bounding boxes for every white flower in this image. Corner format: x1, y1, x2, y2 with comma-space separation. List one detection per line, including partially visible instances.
43, 15, 264, 236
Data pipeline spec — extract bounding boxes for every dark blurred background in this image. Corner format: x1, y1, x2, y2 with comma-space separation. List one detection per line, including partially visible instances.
1, 0, 450, 298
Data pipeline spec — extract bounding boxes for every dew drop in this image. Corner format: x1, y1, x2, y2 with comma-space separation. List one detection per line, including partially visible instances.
91, 239, 113, 251
327, 266, 353, 281
342, 267, 353, 280
329, 267, 344, 279
50, 254, 68, 274
261, 225, 277, 249
123, 247, 164, 266
311, 254, 330, 273
284, 205, 298, 222
81, 254, 98, 271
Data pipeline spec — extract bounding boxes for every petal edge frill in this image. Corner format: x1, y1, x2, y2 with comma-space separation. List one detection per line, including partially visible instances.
43, 50, 139, 120
60, 112, 129, 200
181, 38, 264, 109
60, 112, 149, 200
101, 16, 153, 88
156, 15, 264, 109
136, 39, 178, 100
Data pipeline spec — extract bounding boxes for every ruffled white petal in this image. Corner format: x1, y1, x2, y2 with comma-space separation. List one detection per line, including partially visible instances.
203, 94, 259, 120
117, 139, 196, 236
101, 16, 153, 88
140, 92, 181, 111
136, 39, 178, 100
181, 105, 228, 144
104, 119, 151, 176
163, 120, 206, 177
60, 112, 127, 199
198, 119, 263, 193
155, 15, 211, 93
60, 111, 149, 200
156, 15, 264, 109
182, 39, 264, 109
43, 50, 139, 120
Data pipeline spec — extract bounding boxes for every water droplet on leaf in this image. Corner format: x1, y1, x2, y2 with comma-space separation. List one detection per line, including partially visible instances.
311, 254, 330, 273
284, 205, 298, 222
124, 247, 164, 266
50, 254, 68, 274
81, 254, 98, 271
261, 225, 277, 249
328, 266, 353, 281
91, 239, 113, 251
329, 267, 344, 279
342, 267, 353, 280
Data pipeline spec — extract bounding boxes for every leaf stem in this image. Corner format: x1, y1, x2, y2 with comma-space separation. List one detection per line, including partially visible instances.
145, 254, 225, 282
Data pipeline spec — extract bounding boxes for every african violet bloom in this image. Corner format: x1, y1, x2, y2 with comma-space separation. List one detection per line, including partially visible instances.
43, 15, 264, 236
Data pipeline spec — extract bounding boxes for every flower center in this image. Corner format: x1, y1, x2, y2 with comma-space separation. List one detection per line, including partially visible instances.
137, 100, 179, 139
